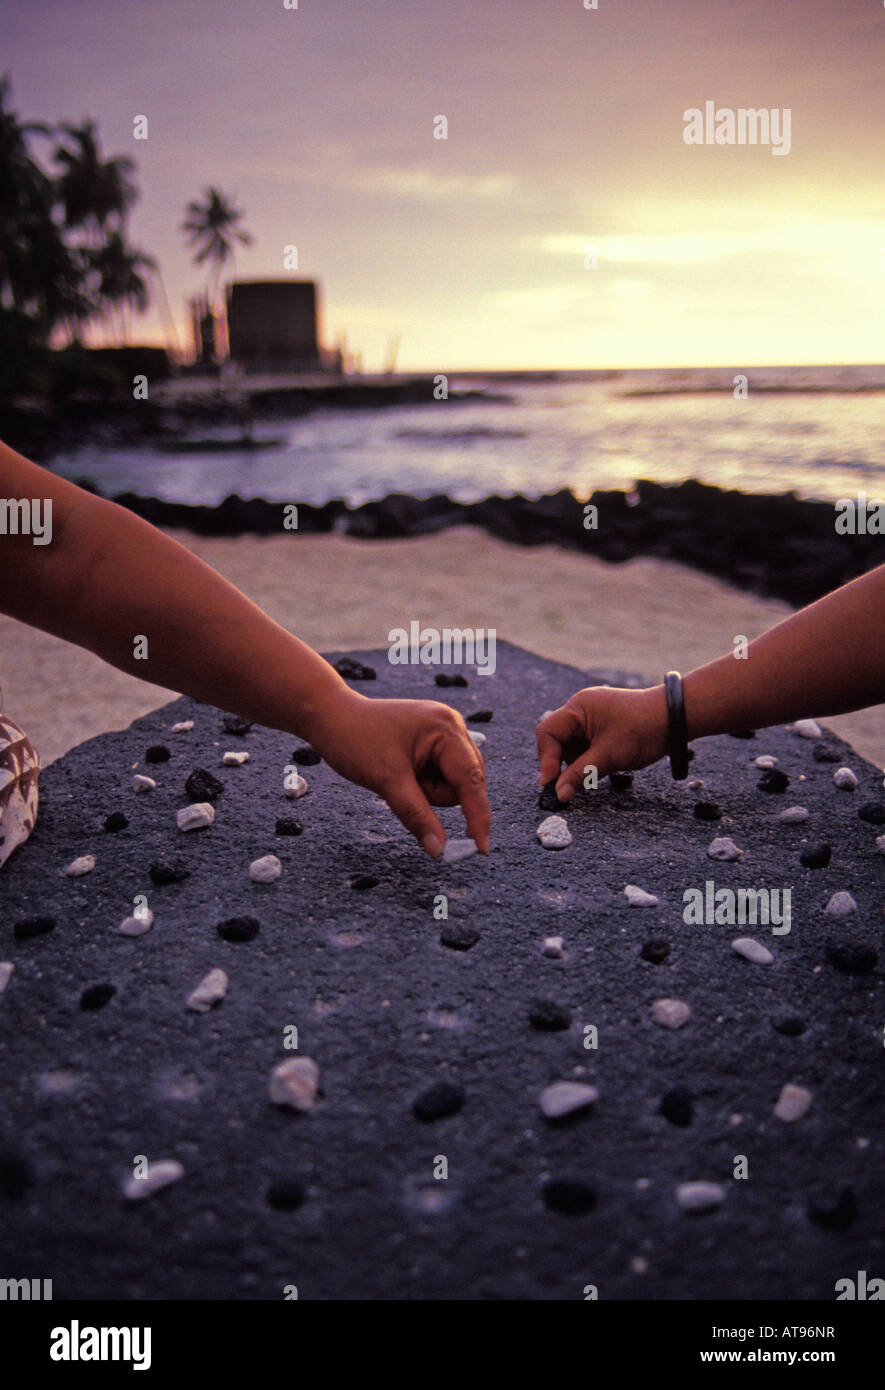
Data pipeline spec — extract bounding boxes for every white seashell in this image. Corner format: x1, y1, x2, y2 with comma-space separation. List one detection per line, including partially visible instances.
177, 802, 215, 831
250, 854, 282, 883
754, 755, 778, 769
65, 854, 96, 876
284, 772, 308, 799
132, 774, 156, 792
222, 751, 250, 766
0, 714, 40, 868
833, 767, 858, 791
624, 884, 659, 907
793, 719, 822, 739
731, 937, 774, 965
539, 1081, 598, 1119
779, 806, 809, 823
774, 1083, 812, 1123
676, 1181, 725, 1212
652, 998, 691, 1029
268, 1056, 319, 1110
118, 907, 154, 936
824, 890, 857, 917
707, 836, 743, 862
537, 815, 572, 849
441, 838, 478, 864
186, 967, 228, 1013
170, 720, 194, 733
468, 730, 486, 747
876, 835, 885, 856
0, 962, 14, 994
542, 935, 566, 958
122, 1159, 184, 1201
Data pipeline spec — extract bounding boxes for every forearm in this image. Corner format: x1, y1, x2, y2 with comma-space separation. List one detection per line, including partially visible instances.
683, 564, 885, 740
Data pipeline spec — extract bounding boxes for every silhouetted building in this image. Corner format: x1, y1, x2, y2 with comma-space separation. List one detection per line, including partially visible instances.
226, 279, 324, 373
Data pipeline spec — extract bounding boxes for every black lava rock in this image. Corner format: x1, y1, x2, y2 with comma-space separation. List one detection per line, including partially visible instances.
0, 1151, 34, 1199
609, 771, 634, 791
185, 768, 224, 802
758, 768, 790, 793
217, 917, 260, 943
292, 746, 321, 766
334, 657, 376, 681
149, 858, 190, 885
440, 923, 481, 951
813, 743, 842, 763
807, 1187, 857, 1231
641, 938, 672, 964
800, 843, 831, 869
538, 779, 568, 812
729, 730, 756, 739
542, 1179, 597, 1215
858, 802, 885, 825
13, 915, 55, 941
349, 874, 379, 891
80, 983, 116, 1011
103, 812, 128, 833
772, 1014, 807, 1037
275, 817, 303, 836
693, 801, 721, 821
145, 745, 171, 763
266, 1180, 306, 1212
529, 997, 571, 1031
659, 1086, 693, 1127
412, 1081, 465, 1121
435, 673, 468, 687
222, 715, 252, 736
826, 941, 878, 976
467, 710, 493, 724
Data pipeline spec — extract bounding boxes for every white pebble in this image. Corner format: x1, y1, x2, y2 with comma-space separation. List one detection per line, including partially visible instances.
731, 937, 774, 965
0, 962, 14, 994
876, 835, 885, 856
170, 720, 194, 733
793, 719, 822, 739
176, 802, 215, 832
676, 1181, 725, 1213
65, 854, 95, 877
186, 967, 228, 1013
118, 906, 154, 936
123, 1159, 184, 1201
132, 774, 156, 793
542, 935, 566, 959
779, 806, 809, 823
537, 815, 572, 850
268, 1056, 319, 1111
652, 998, 691, 1029
250, 854, 282, 883
441, 837, 478, 864
825, 890, 857, 917
707, 836, 742, 862
754, 755, 778, 769
774, 1083, 812, 1123
222, 751, 250, 766
284, 772, 308, 799
833, 767, 858, 791
468, 730, 486, 747
624, 884, 658, 907
539, 1081, 598, 1120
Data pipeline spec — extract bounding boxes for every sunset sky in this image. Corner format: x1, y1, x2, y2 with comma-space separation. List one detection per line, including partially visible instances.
7, 0, 885, 369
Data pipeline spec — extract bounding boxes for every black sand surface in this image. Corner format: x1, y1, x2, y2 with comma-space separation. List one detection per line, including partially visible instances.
1, 642, 883, 1300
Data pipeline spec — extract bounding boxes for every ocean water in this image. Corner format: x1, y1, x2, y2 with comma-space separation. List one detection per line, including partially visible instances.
50, 365, 885, 509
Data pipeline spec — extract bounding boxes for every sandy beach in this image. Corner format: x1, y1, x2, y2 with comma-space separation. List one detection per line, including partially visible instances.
1, 524, 882, 769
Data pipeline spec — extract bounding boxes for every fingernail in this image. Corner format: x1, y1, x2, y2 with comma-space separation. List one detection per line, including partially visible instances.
421, 833, 443, 858
555, 780, 574, 803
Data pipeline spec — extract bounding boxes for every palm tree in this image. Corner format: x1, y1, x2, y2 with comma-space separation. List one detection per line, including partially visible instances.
53, 119, 137, 244
181, 187, 252, 314
90, 232, 156, 344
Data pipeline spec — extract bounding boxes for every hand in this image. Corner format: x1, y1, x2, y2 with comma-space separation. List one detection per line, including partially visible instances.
306, 689, 491, 856
536, 684, 670, 803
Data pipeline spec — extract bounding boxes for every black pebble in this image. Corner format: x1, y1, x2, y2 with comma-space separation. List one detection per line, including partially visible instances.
659, 1086, 693, 1127
538, 779, 567, 812
145, 745, 170, 763
467, 710, 493, 724
333, 657, 376, 681
758, 768, 790, 793
800, 842, 831, 869
609, 771, 633, 791
275, 817, 303, 836
693, 800, 721, 821
217, 917, 260, 943
529, 997, 571, 1031
149, 858, 190, 885
440, 922, 480, 951
858, 802, 885, 826
103, 811, 128, 832
435, 673, 468, 687
185, 768, 224, 802
222, 714, 252, 736
292, 746, 321, 766
13, 915, 55, 941
412, 1081, 465, 1121
266, 1180, 306, 1212
826, 941, 878, 976
0, 1151, 34, 1199
729, 729, 756, 739
772, 1014, 807, 1037
80, 983, 116, 1011
641, 938, 672, 964
807, 1187, 857, 1231
543, 1178, 597, 1215
349, 874, 379, 891
813, 743, 842, 763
